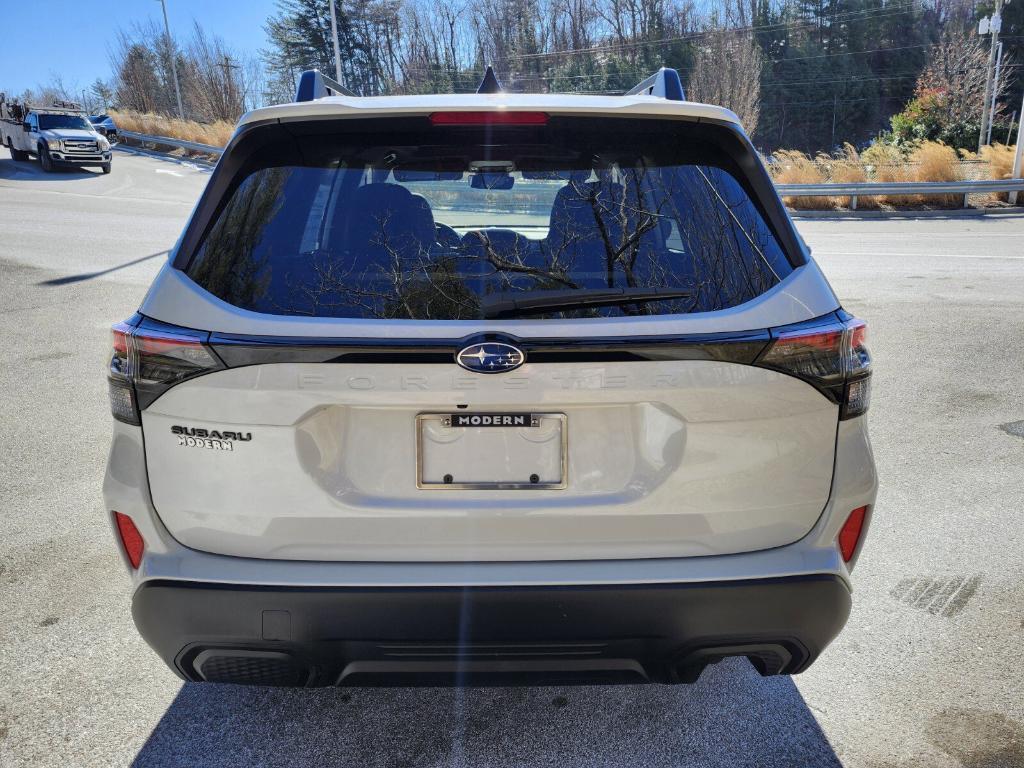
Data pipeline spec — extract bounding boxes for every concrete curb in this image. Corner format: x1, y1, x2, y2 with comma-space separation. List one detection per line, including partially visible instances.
112, 143, 217, 169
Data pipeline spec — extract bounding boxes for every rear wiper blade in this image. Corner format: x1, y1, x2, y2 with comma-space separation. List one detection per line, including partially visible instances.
480, 287, 692, 319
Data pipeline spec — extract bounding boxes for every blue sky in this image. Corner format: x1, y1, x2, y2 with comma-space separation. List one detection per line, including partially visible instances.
0, 0, 280, 97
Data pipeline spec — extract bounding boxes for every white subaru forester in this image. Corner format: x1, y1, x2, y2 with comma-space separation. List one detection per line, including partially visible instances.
103, 68, 876, 687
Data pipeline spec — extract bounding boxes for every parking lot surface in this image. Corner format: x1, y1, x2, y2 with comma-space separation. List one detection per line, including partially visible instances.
1, 150, 1022, 767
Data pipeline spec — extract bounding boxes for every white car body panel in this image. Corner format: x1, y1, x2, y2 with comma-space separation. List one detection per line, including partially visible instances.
142, 359, 839, 561
105, 415, 875, 586
127, 98, 850, 564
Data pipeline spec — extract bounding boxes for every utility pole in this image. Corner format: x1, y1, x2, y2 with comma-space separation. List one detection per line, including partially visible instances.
328, 0, 344, 84
155, 0, 185, 120
831, 94, 838, 149
1009, 91, 1024, 205
216, 55, 242, 113
987, 41, 1004, 146
977, 0, 1004, 151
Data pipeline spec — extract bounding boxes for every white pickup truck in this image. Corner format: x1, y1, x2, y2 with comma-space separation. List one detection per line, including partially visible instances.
0, 100, 112, 174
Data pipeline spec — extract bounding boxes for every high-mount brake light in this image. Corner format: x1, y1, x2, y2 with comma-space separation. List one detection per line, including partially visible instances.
429, 111, 549, 126
107, 318, 224, 425
757, 314, 871, 420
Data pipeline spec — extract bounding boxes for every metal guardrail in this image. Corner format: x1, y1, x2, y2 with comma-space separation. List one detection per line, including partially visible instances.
115, 129, 1023, 207
117, 129, 224, 156
772, 178, 1024, 209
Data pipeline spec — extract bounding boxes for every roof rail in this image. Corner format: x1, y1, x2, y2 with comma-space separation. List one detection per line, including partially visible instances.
625, 68, 685, 101
295, 70, 358, 102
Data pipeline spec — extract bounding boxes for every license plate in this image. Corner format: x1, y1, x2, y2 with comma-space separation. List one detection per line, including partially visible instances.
446, 413, 537, 428
416, 412, 567, 489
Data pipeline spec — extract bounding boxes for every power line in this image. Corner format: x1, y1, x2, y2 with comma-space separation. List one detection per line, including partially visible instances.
474, 1, 925, 65
409, 64, 1013, 92
400, 5, 940, 83
760, 97, 870, 107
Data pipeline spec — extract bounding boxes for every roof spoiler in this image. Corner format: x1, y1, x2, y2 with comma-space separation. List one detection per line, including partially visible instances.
625, 68, 685, 101
295, 70, 358, 102
292, 66, 685, 102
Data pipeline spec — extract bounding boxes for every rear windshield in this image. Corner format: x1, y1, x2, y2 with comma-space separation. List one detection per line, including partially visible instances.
187, 117, 793, 320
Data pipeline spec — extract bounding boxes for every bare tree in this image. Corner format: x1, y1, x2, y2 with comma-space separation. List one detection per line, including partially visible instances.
401, 0, 472, 92
471, 0, 549, 90
917, 23, 1007, 125
687, 29, 762, 133
184, 22, 247, 120
109, 20, 265, 119
109, 28, 163, 114
596, 0, 669, 47
556, 0, 599, 51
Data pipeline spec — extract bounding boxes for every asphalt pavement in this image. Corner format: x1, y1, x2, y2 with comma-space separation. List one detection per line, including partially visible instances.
0, 148, 1022, 768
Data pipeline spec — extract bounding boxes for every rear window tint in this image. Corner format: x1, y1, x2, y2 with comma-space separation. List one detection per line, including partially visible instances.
187, 118, 793, 320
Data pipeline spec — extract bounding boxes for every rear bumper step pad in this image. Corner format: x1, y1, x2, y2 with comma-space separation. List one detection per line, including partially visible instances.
132, 574, 851, 686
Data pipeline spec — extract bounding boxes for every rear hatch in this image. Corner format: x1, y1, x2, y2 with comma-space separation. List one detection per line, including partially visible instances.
120, 113, 859, 562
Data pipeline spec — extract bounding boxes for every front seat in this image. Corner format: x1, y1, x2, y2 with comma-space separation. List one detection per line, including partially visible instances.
282, 183, 439, 317
542, 168, 674, 290
332, 183, 437, 267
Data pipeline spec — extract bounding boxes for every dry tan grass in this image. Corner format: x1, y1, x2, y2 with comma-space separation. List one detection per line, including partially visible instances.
910, 141, 961, 207
979, 143, 1018, 202
981, 143, 1016, 178
769, 141, 981, 210
828, 143, 877, 209
860, 143, 916, 207
770, 149, 835, 210
110, 110, 234, 151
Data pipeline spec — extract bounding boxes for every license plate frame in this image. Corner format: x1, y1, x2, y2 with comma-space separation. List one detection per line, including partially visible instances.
416, 412, 567, 490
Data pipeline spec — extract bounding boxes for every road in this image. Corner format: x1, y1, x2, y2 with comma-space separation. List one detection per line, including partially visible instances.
1, 149, 1022, 768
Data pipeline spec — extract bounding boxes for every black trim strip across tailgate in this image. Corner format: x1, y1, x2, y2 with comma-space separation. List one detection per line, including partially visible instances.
208, 330, 772, 367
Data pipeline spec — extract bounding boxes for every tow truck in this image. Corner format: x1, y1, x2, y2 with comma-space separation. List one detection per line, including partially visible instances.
0, 96, 112, 173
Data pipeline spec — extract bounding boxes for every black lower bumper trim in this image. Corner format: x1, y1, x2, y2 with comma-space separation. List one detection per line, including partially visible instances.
132, 575, 851, 687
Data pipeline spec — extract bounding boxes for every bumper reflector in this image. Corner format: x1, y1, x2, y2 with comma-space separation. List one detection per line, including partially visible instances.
114, 512, 145, 569
838, 506, 868, 562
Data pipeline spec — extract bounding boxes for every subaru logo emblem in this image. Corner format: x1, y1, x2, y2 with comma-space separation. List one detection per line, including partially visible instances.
456, 342, 525, 373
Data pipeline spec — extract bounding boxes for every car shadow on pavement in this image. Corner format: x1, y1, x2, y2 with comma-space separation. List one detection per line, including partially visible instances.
36, 250, 169, 286
131, 658, 841, 768
0, 158, 101, 180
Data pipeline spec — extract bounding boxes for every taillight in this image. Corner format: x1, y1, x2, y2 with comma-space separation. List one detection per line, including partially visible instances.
838, 506, 869, 562
113, 512, 145, 569
108, 322, 137, 424
757, 313, 871, 420
107, 318, 223, 425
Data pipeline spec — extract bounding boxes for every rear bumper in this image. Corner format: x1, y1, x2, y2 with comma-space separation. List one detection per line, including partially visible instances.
133, 574, 851, 687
